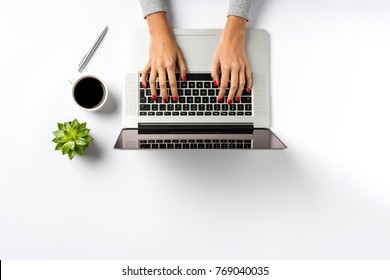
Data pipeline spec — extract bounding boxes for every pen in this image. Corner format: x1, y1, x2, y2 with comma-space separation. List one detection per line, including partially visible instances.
78, 26, 109, 72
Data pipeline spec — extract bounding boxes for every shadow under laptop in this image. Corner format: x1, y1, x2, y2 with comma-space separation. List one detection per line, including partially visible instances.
148, 149, 307, 193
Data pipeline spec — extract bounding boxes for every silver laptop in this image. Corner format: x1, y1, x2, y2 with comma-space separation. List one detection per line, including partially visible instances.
114, 29, 286, 149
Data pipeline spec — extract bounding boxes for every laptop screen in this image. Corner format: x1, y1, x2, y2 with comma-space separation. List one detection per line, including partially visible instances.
114, 128, 286, 149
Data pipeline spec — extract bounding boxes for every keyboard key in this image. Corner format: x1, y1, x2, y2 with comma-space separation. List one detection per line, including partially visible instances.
140, 104, 150, 111
140, 144, 151, 149
196, 82, 203, 88
241, 97, 252, 103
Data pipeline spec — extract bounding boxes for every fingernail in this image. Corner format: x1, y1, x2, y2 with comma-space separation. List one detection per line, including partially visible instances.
214, 80, 219, 87
173, 96, 178, 102
152, 95, 157, 101
142, 83, 146, 89
182, 74, 187, 81
227, 99, 232, 105
163, 98, 168, 103
235, 97, 240, 103
218, 97, 223, 103
247, 87, 251, 93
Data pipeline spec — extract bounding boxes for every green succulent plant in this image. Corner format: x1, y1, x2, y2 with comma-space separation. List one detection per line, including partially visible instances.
52, 119, 94, 160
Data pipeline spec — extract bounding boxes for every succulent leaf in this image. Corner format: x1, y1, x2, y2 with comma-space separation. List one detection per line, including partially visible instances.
57, 123, 64, 130
84, 136, 94, 143
64, 122, 71, 131
68, 140, 75, 150
55, 136, 68, 143
68, 149, 76, 160
79, 122, 87, 130
77, 129, 90, 138
63, 130, 72, 139
75, 145, 84, 156
75, 138, 88, 147
62, 143, 70, 155
55, 143, 64, 150
71, 119, 79, 128
53, 130, 64, 137
70, 126, 79, 137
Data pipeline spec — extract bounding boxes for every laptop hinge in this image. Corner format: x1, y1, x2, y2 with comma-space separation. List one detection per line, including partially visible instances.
138, 123, 254, 134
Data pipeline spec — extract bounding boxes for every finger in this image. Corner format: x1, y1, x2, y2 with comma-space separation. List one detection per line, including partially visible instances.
218, 66, 230, 103
167, 68, 178, 102
227, 65, 239, 104
141, 61, 151, 88
149, 68, 158, 101
158, 68, 168, 103
235, 66, 246, 102
177, 52, 187, 81
211, 58, 220, 88
245, 63, 253, 93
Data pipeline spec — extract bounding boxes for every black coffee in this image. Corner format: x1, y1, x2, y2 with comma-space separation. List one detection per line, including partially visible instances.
74, 77, 104, 109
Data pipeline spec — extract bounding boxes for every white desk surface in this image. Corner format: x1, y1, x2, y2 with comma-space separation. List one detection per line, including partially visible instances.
1, 0, 390, 259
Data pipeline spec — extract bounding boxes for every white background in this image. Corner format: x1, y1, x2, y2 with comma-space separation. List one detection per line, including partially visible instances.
1, 0, 390, 259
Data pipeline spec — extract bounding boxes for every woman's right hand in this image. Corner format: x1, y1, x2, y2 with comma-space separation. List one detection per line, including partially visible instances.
141, 12, 187, 103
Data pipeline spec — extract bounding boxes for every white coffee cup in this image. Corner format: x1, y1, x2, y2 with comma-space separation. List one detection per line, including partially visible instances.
69, 75, 108, 111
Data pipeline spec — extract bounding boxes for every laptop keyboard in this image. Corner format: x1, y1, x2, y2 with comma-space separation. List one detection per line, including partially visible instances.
139, 73, 252, 117
139, 139, 253, 149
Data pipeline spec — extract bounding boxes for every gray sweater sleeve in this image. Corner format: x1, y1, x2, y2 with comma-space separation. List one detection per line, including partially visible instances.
139, 0, 167, 18
139, 0, 255, 21
227, 0, 256, 21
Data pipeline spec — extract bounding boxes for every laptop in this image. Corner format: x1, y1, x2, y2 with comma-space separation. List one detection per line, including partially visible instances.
114, 29, 286, 149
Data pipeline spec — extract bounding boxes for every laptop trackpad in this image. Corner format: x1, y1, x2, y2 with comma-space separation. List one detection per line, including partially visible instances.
175, 34, 218, 71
